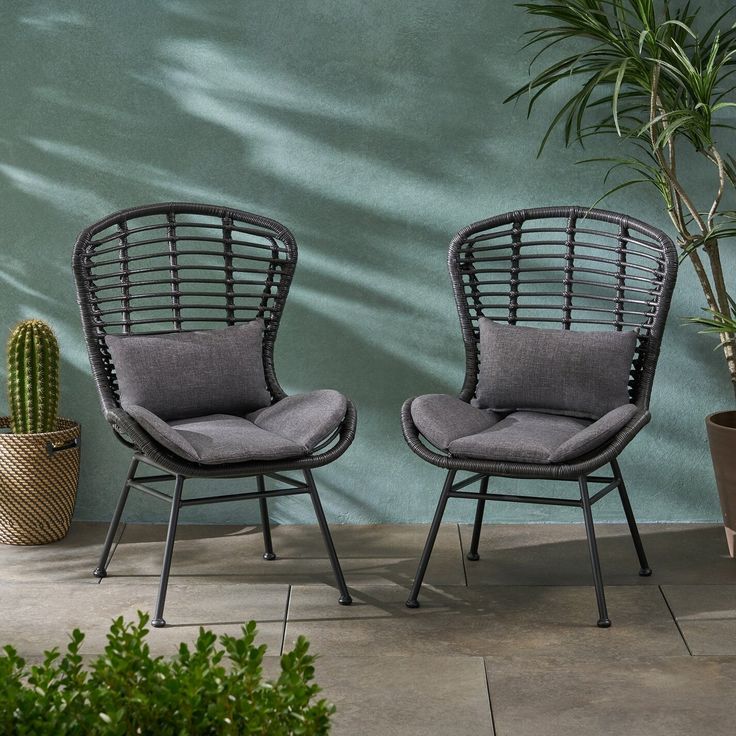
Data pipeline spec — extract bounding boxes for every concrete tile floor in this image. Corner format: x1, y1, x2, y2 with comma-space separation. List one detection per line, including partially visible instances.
107, 522, 465, 586
660, 584, 736, 656
0, 579, 288, 656
284, 584, 687, 658
486, 655, 736, 736
459, 523, 736, 586
0, 521, 734, 735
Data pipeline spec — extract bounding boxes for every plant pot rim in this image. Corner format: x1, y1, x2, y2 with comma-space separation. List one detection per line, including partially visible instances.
0, 417, 80, 438
706, 410, 736, 430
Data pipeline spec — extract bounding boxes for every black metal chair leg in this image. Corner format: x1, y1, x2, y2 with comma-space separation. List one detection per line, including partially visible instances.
611, 459, 651, 576
303, 469, 352, 605
257, 476, 276, 561
93, 457, 138, 579
467, 476, 489, 561
580, 476, 610, 628
406, 469, 456, 608
151, 475, 185, 628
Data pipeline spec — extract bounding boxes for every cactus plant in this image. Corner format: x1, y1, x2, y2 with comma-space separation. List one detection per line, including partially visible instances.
7, 320, 60, 434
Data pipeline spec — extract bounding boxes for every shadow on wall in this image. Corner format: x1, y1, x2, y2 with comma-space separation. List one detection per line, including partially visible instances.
0, 0, 730, 523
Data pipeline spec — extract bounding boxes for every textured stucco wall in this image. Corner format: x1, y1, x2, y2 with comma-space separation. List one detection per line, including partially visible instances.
0, 0, 732, 524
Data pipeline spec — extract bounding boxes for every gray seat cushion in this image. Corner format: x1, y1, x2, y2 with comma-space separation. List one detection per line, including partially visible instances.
475, 318, 637, 419
124, 389, 348, 465
106, 320, 271, 421
449, 411, 590, 463
447, 404, 639, 464
246, 390, 347, 449
410, 394, 501, 451
130, 408, 305, 464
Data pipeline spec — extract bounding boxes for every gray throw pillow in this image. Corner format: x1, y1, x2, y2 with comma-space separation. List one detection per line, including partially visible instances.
106, 320, 271, 420
475, 318, 637, 419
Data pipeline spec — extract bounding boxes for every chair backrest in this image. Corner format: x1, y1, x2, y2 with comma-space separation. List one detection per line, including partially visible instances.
448, 206, 678, 409
73, 202, 297, 414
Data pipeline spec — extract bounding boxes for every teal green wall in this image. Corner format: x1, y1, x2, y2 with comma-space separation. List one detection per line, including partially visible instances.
0, 1, 731, 524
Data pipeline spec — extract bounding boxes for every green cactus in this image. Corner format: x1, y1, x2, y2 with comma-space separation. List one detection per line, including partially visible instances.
7, 320, 60, 434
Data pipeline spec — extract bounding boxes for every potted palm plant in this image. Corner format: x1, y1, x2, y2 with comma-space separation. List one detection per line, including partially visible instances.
0, 320, 80, 544
505, 0, 736, 555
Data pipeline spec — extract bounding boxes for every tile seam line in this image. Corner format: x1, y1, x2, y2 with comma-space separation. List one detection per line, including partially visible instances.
458, 523, 469, 587
658, 584, 692, 656
280, 584, 292, 656
483, 657, 498, 735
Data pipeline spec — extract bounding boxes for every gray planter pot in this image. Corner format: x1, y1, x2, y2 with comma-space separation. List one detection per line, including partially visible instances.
706, 410, 736, 557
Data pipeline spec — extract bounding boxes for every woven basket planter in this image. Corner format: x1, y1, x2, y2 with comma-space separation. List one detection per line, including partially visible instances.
0, 417, 80, 545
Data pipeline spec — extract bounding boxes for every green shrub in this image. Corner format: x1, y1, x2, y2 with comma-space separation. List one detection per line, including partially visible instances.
0, 613, 333, 735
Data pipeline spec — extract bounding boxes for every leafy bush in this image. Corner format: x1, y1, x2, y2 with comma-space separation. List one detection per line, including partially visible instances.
0, 613, 333, 735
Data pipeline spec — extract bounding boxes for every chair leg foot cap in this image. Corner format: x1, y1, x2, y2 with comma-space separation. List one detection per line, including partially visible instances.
338, 595, 352, 606
93, 568, 107, 579
405, 599, 420, 609
466, 552, 480, 561
597, 618, 612, 628
151, 618, 166, 628
263, 552, 277, 561
639, 567, 652, 577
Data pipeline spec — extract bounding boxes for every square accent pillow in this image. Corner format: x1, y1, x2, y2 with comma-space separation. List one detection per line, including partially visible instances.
106, 320, 271, 421
475, 318, 637, 419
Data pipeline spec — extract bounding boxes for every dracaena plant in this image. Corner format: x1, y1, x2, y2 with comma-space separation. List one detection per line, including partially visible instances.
506, 0, 736, 396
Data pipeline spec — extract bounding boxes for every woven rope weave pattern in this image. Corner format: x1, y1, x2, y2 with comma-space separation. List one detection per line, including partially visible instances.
0, 418, 80, 545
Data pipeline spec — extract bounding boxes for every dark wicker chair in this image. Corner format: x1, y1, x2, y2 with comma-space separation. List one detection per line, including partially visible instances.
402, 206, 677, 626
73, 202, 355, 626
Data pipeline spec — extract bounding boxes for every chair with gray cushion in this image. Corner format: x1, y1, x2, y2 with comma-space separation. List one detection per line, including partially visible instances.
402, 206, 677, 626
73, 202, 356, 626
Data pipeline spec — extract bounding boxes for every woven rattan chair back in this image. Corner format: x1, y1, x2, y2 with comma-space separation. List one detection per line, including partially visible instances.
73, 202, 296, 416
448, 206, 678, 409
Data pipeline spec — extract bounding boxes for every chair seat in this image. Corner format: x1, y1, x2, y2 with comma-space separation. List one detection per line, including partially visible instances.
124, 389, 347, 465
411, 394, 638, 464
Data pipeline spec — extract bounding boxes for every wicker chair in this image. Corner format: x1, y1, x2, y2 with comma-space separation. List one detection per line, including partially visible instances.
402, 206, 677, 626
73, 202, 355, 626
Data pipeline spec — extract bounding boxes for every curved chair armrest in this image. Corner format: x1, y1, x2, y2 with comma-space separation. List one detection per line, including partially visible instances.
307, 397, 358, 465
104, 407, 160, 452
401, 396, 652, 480
587, 406, 651, 462
400, 396, 455, 468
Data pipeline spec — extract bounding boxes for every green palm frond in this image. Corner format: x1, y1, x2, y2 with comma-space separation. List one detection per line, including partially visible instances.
507, 0, 736, 154
688, 303, 736, 345
680, 212, 736, 258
